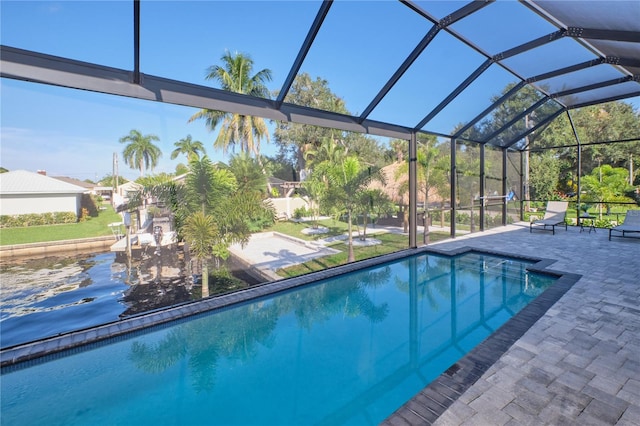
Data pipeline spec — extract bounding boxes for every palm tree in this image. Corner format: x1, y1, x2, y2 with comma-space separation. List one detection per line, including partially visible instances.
355, 188, 393, 240
301, 174, 328, 229
186, 156, 236, 214
119, 129, 162, 177
395, 137, 449, 243
184, 156, 273, 265
171, 135, 206, 162
226, 152, 267, 195
182, 211, 219, 297
189, 51, 272, 158
302, 133, 347, 169
324, 156, 385, 263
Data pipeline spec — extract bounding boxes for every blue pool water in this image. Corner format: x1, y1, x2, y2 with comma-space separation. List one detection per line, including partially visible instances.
0, 252, 556, 425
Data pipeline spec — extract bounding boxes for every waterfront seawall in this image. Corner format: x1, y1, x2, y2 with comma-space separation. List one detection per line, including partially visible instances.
0, 236, 115, 261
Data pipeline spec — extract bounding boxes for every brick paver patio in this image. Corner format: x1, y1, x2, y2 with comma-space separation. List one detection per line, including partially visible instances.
386, 222, 640, 425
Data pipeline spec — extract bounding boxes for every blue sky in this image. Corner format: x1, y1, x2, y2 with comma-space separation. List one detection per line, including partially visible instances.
1, 1, 638, 181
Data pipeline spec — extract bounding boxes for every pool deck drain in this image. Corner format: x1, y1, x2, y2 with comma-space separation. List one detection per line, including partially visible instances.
384, 222, 640, 426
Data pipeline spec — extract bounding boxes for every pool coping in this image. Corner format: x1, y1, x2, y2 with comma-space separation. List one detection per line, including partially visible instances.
1, 245, 580, 424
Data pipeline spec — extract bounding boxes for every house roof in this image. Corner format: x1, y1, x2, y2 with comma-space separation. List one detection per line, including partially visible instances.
0, 170, 87, 195
117, 181, 143, 191
52, 176, 95, 190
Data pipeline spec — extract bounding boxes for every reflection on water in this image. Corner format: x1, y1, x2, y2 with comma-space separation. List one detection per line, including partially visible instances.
0, 253, 557, 425
0, 244, 196, 348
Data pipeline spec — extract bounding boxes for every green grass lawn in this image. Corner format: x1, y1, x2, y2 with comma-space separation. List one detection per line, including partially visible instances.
0, 205, 123, 246
266, 218, 350, 241
275, 230, 451, 279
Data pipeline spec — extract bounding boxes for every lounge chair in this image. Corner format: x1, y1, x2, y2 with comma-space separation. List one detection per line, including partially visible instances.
529, 201, 568, 235
609, 210, 640, 240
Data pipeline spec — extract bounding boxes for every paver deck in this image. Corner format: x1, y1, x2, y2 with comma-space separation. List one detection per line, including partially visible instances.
385, 222, 640, 425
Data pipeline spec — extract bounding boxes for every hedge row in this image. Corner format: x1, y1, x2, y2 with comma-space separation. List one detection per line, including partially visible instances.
442, 211, 514, 226
0, 211, 77, 228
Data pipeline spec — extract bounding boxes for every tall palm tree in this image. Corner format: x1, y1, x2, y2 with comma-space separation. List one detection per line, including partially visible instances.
171, 134, 206, 162
119, 129, 162, 177
188, 51, 272, 158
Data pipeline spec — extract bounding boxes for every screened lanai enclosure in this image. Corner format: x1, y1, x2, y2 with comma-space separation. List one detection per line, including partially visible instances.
2, 1, 639, 243
1, 2, 639, 311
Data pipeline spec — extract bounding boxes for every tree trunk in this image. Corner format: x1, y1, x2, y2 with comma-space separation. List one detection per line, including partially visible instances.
347, 211, 355, 263
423, 211, 429, 245
403, 207, 409, 233
202, 262, 209, 298
361, 214, 368, 241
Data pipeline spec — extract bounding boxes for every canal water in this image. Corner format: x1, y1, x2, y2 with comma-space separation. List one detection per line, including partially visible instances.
0, 246, 258, 349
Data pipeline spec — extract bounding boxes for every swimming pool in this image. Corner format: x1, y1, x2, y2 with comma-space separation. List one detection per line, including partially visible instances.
1, 250, 560, 425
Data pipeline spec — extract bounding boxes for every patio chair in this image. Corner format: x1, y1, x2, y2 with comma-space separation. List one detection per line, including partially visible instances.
529, 201, 568, 235
609, 210, 640, 240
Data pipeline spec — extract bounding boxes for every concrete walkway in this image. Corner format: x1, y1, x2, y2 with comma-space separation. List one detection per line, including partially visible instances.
388, 222, 640, 425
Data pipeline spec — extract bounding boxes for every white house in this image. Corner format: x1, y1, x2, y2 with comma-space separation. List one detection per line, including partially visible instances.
0, 170, 87, 216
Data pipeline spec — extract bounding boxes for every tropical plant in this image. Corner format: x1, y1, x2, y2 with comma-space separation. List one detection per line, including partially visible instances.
189, 51, 272, 158
181, 156, 274, 274
323, 156, 386, 262
300, 175, 327, 228
273, 73, 349, 170
175, 163, 189, 176
388, 139, 407, 162
529, 151, 561, 201
355, 188, 394, 240
303, 134, 348, 169
395, 136, 449, 243
186, 156, 236, 214
225, 152, 268, 195
171, 134, 206, 161
119, 129, 162, 177
582, 165, 634, 217
182, 211, 219, 297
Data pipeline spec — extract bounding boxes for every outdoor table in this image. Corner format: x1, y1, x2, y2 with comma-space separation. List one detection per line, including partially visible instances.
579, 215, 596, 233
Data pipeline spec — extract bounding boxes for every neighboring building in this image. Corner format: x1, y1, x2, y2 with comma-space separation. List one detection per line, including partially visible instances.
0, 170, 87, 216
52, 176, 95, 192
115, 181, 143, 199
52, 176, 113, 200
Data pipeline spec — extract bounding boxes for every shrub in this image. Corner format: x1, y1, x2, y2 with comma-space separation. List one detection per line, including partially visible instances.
293, 206, 312, 219
81, 193, 99, 217
247, 208, 276, 232
79, 207, 90, 222
54, 211, 77, 223
595, 218, 613, 228
0, 211, 78, 228
147, 206, 162, 217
